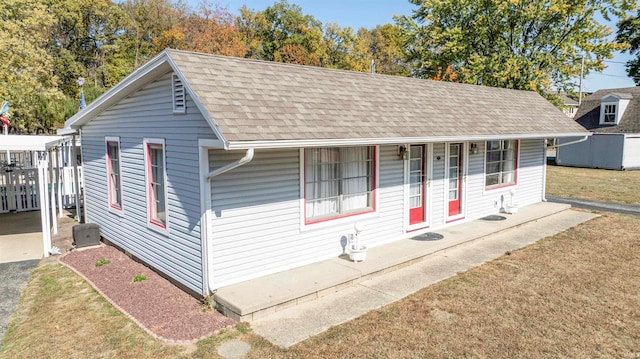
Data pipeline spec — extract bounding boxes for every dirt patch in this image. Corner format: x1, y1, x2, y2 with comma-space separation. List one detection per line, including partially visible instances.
60, 246, 234, 343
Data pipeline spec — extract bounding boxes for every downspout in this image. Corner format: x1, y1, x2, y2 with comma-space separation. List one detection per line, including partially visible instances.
547, 135, 589, 148
207, 148, 254, 180
201, 148, 254, 296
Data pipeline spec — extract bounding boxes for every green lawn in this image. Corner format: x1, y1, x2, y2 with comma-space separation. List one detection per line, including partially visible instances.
2, 166, 639, 358
546, 165, 640, 204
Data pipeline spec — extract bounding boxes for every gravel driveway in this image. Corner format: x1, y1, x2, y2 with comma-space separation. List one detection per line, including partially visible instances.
0, 259, 40, 346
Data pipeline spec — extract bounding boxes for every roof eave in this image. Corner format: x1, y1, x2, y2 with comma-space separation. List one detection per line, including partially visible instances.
225, 132, 592, 150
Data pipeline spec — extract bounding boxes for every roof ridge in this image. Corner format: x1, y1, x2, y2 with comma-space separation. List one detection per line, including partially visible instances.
165, 48, 540, 96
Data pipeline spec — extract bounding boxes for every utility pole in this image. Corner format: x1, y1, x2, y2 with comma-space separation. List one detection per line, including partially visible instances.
578, 57, 584, 106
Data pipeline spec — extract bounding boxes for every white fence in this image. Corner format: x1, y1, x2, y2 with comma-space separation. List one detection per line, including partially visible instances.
0, 166, 82, 213
0, 168, 40, 213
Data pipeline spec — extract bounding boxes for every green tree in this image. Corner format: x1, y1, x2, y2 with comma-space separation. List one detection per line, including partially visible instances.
0, 0, 64, 132
237, 0, 324, 65
397, 0, 635, 93
617, 9, 640, 85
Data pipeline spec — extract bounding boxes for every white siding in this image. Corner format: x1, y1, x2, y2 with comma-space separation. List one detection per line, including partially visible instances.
622, 135, 640, 169
465, 139, 544, 220
209, 140, 547, 289
209, 146, 406, 288
81, 72, 217, 294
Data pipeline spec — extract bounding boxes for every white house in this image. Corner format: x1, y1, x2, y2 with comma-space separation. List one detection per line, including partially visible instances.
59, 49, 589, 299
557, 87, 640, 170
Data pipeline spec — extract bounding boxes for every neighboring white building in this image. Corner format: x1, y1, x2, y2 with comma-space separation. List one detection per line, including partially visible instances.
59, 49, 589, 299
559, 93, 579, 118
557, 87, 640, 170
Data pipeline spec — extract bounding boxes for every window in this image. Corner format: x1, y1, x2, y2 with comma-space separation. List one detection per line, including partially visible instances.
172, 74, 185, 113
145, 140, 167, 229
304, 147, 375, 223
603, 104, 616, 123
485, 140, 517, 189
106, 138, 122, 210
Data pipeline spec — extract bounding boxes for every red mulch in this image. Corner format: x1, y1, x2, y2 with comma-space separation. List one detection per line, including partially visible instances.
60, 245, 235, 343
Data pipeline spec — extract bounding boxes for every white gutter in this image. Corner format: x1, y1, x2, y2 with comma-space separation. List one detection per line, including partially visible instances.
225, 132, 592, 150
546, 135, 589, 148
206, 148, 254, 180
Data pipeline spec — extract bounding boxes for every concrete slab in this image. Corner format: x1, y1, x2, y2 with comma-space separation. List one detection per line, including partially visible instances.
216, 202, 572, 321
251, 285, 396, 348
0, 211, 42, 263
214, 260, 363, 318
251, 209, 598, 348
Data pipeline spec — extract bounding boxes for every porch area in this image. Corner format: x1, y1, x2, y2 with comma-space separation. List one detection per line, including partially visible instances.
214, 202, 596, 326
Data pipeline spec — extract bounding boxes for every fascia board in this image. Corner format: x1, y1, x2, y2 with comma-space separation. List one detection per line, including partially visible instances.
225, 132, 592, 150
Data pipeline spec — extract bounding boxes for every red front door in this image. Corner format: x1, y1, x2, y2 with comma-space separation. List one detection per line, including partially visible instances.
409, 145, 426, 225
448, 143, 463, 217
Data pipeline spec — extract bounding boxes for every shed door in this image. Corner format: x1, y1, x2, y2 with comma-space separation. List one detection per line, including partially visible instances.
448, 143, 463, 217
409, 145, 426, 225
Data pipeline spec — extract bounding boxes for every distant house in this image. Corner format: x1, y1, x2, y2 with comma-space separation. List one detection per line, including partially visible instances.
59, 49, 588, 298
559, 93, 579, 118
556, 87, 640, 170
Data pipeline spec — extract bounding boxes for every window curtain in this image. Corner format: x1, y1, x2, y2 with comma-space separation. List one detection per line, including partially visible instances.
341, 147, 370, 212
305, 148, 339, 219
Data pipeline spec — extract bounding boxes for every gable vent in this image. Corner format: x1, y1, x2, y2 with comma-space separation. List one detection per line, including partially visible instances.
172, 74, 186, 114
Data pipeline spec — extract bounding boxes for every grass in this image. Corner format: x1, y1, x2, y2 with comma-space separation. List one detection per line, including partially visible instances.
2, 166, 639, 358
133, 274, 147, 283
546, 165, 640, 204
95, 259, 110, 267
3, 214, 637, 358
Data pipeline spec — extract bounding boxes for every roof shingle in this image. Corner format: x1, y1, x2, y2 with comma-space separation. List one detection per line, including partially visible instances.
167, 49, 587, 143
574, 87, 640, 133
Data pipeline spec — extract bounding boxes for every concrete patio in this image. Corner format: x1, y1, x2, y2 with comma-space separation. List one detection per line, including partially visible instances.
214, 202, 597, 329
0, 211, 42, 264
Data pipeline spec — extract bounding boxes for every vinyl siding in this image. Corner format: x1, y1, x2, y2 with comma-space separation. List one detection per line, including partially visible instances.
465, 139, 544, 220
557, 134, 625, 170
209, 145, 406, 288
623, 135, 640, 169
208, 141, 547, 289
81, 72, 217, 294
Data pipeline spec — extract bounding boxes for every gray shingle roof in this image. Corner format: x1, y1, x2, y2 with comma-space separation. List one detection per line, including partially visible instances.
167, 49, 588, 143
574, 87, 640, 133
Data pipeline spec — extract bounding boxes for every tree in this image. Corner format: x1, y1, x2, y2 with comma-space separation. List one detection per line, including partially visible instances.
0, 0, 64, 132
617, 9, 640, 85
355, 24, 410, 76
397, 0, 636, 94
179, 0, 247, 57
237, 0, 324, 65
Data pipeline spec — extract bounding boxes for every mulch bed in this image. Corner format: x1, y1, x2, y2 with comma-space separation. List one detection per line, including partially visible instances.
60, 245, 235, 344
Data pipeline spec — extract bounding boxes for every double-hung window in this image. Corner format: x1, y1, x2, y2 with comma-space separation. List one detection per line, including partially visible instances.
485, 140, 517, 189
106, 137, 122, 211
304, 147, 375, 223
145, 139, 167, 229
603, 104, 617, 123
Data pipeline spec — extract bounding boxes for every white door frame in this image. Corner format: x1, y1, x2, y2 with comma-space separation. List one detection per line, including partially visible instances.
444, 142, 468, 222
404, 143, 433, 232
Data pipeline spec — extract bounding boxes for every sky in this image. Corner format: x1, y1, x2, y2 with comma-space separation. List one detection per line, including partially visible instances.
197, 0, 636, 92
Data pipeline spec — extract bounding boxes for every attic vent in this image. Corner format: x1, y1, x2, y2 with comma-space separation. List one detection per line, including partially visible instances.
172, 74, 186, 114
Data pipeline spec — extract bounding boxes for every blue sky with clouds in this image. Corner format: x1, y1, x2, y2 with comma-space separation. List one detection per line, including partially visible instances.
194, 0, 635, 91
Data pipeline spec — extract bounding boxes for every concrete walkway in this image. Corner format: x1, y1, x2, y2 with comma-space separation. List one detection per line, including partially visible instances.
213, 202, 599, 347
547, 195, 640, 216
249, 208, 597, 347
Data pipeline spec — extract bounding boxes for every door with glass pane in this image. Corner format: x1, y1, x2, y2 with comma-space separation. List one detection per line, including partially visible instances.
448, 143, 463, 217
409, 145, 426, 225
